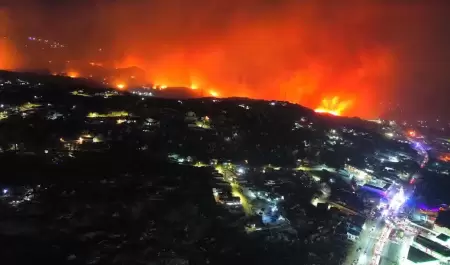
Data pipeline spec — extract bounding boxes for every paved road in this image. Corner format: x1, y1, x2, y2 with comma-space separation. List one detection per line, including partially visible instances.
219, 166, 254, 216
230, 182, 253, 215
343, 218, 385, 265
363, 219, 388, 265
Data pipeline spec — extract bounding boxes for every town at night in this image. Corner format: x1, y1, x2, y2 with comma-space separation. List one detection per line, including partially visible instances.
1, 1, 450, 265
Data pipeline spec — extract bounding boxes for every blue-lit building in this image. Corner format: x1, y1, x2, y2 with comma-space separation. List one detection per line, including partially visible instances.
261, 205, 286, 225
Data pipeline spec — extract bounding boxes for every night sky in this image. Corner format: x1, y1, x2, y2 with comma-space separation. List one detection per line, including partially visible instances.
1, 0, 450, 119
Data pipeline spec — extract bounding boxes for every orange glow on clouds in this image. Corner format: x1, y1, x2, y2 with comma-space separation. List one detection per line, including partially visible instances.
0, 8, 23, 70
2, 1, 405, 118
0, 38, 16, 70
105, 1, 398, 118
0, 27, 19, 69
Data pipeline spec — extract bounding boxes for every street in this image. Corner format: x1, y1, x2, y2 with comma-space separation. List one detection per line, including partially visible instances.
344, 188, 413, 265
343, 134, 430, 265
344, 217, 386, 265
215, 165, 254, 216
380, 228, 415, 265
345, 216, 417, 265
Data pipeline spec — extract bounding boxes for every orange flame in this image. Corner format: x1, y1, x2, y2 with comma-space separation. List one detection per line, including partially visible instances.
439, 154, 450, 163
67, 71, 79, 78
408, 130, 416, 137
315, 97, 352, 116
1, 1, 402, 118
116, 82, 126, 90
89, 62, 103, 67
209, 90, 219, 97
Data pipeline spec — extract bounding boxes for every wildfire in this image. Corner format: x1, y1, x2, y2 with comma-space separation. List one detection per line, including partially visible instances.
407, 130, 417, 138
89, 62, 103, 67
315, 97, 352, 116
116, 83, 126, 90
1, 1, 399, 118
439, 154, 450, 163
67, 71, 79, 78
209, 90, 219, 97
0, 10, 18, 70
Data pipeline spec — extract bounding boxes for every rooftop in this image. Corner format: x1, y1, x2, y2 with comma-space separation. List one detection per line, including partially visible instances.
407, 246, 438, 263
348, 215, 366, 228
436, 211, 450, 229
347, 226, 361, 236
362, 183, 391, 192
415, 235, 450, 257
437, 233, 450, 242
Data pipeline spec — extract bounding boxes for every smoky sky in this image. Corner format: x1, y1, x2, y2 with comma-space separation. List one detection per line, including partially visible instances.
2, 0, 450, 119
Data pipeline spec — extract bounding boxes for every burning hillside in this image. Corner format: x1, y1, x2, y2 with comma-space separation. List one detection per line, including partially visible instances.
2, 0, 428, 118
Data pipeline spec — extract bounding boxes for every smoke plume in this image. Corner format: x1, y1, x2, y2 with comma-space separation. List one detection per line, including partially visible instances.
2, 0, 449, 118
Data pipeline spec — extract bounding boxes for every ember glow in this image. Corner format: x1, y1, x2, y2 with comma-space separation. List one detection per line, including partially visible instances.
439, 154, 450, 163
0, 9, 20, 70
0, 38, 15, 69
67, 71, 79, 78
315, 97, 352, 116
408, 130, 417, 138
209, 90, 219, 98
116, 83, 126, 90
103, 1, 397, 117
